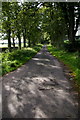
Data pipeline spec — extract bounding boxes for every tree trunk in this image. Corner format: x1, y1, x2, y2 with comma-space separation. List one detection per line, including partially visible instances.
17, 33, 21, 49
68, 24, 75, 45
13, 37, 15, 49
68, 4, 75, 47
32, 39, 36, 46
23, 35, 26, 47
27, 32, 31, 47
7, 15, 11, 52
60, 3, 76, 48
8, 29, 11, 52
28, 39, 31, 47
23, 29, 26, 48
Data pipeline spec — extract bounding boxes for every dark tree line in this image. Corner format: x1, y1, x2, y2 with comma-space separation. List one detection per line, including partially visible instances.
57, 2, 80, 47
2, 2, 80, 52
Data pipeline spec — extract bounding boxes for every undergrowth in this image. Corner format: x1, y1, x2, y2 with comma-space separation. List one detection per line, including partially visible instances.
0, 44, 42, 76
47, 45, 80, 87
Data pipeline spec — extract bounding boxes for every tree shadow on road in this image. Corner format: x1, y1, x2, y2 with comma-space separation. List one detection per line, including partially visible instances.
2, 48, 78, 118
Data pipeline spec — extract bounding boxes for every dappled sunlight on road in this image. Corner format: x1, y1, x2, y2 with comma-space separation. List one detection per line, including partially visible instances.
34, 107, 47, 118
32, 58, 50, 62
8, 103, 17, 117
2, 46, 78, 118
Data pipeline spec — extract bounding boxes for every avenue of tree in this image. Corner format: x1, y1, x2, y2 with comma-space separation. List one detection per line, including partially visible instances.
2, 2, 80, 52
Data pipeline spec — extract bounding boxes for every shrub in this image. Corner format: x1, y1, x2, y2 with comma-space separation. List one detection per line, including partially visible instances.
1, 44, 42, 76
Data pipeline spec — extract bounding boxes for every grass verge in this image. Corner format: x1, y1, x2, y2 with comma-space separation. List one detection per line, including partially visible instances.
0, 44, 42, 76
47, 45, 80, 89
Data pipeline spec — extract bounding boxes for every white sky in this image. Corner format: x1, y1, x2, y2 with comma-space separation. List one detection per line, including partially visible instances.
3, 0, 79, 2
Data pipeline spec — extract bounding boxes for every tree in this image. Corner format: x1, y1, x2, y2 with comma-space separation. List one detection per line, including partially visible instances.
2, 2, 79, 52
57, 2, 80, 48
13, 2, 22, 49
2, 2, 12, 51
41, 2, 66, 47
21, 2, 42, 47
2, 2, 22, 50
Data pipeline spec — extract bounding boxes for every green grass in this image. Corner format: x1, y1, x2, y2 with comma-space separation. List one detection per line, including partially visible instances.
47, 45, 80, 87
0, 44, 42, 76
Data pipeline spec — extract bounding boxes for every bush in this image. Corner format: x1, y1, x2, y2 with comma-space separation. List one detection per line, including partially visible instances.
64, 41, 80, 52
1, 44, 42, 76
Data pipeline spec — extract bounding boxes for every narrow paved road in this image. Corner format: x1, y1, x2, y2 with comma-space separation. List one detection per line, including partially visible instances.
2, 46, 78, 118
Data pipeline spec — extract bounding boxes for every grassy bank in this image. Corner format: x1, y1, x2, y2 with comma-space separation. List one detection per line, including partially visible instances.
47, 45, 80, 88
0, 44, 42, 76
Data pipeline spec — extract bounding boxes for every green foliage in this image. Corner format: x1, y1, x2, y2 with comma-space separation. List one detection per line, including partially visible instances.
2, 2, 80, 51
1, 44, 42, 76
33, 44, 42, 51
47, 45, 80, 86
56, 2, 80, 48
41, 3, 66, 45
